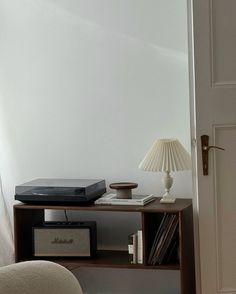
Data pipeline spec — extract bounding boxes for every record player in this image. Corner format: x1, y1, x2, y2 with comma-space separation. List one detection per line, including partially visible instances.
15, 178, 106, 204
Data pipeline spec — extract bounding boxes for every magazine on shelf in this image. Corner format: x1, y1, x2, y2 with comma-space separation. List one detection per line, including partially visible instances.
148, 213, 168, 264
152, 215, 178, 265
148, 213, 179, 266
94, 193, 155, 206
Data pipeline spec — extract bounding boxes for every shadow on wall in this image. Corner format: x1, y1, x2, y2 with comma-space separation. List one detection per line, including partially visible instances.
0, 0, 189, 293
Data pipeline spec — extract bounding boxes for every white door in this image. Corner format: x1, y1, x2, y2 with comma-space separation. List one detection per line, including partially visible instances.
189, 0, 236, 293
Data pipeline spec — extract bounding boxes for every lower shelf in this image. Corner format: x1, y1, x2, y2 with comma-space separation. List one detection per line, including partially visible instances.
34, 250, 180, 271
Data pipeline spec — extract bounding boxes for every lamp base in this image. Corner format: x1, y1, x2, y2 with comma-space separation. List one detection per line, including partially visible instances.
160, 172, 176, 203
160, 191, 176, 204
160, 197, 176, 203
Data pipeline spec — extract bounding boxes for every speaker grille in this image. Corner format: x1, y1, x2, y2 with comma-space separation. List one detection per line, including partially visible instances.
34, 228, 91, 257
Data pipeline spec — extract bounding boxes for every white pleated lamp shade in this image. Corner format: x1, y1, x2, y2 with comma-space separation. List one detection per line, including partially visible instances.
139, 139, 191, 172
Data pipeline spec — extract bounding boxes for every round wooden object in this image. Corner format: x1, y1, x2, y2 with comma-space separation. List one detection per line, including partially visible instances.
109, 182, 138, 199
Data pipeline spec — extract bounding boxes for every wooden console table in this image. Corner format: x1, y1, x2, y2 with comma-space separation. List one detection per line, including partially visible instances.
14, 198, 196, 294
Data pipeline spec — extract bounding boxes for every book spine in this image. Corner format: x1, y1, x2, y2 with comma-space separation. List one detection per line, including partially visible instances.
128, 234, 134, 263
137, 230, 143, 264
128, 233, 138, 264
133, 233, 137, 264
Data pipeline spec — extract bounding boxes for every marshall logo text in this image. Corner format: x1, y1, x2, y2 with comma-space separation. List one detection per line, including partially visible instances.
51, 238, 74, 244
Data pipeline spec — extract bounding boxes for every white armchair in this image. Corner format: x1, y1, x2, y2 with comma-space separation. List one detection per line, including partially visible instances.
0, 260, 83, 294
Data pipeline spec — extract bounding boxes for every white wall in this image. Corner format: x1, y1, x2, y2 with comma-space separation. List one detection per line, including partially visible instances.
0, 0, 190, 293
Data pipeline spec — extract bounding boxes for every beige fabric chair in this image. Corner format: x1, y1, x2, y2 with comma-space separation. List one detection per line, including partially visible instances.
0, 260, 83, 294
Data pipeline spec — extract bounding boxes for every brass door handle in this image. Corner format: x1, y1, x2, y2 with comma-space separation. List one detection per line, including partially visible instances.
201, 135, 225, 175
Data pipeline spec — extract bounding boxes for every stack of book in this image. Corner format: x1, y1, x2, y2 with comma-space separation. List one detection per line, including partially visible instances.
95, 194, 155, 206
128, 230, 143, 264
148, 213, 179, 265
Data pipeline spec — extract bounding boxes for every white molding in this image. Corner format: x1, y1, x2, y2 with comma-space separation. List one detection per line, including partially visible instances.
213, 124, 236, 293
187, 0, 202, 293
209, 0, 215, 87
209, 0, 236, 88
218, 290, 236, 294
213, 82, 236, 88
218, 291, 236, 294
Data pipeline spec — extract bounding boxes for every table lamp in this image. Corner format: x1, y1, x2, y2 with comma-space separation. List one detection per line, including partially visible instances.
139, 138, 191, 203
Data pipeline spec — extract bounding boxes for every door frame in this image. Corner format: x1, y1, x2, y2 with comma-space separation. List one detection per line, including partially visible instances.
187, 0, 201, 293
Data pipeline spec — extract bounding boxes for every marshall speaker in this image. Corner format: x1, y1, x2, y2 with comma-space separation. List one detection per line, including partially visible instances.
33, 221, 97, 258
